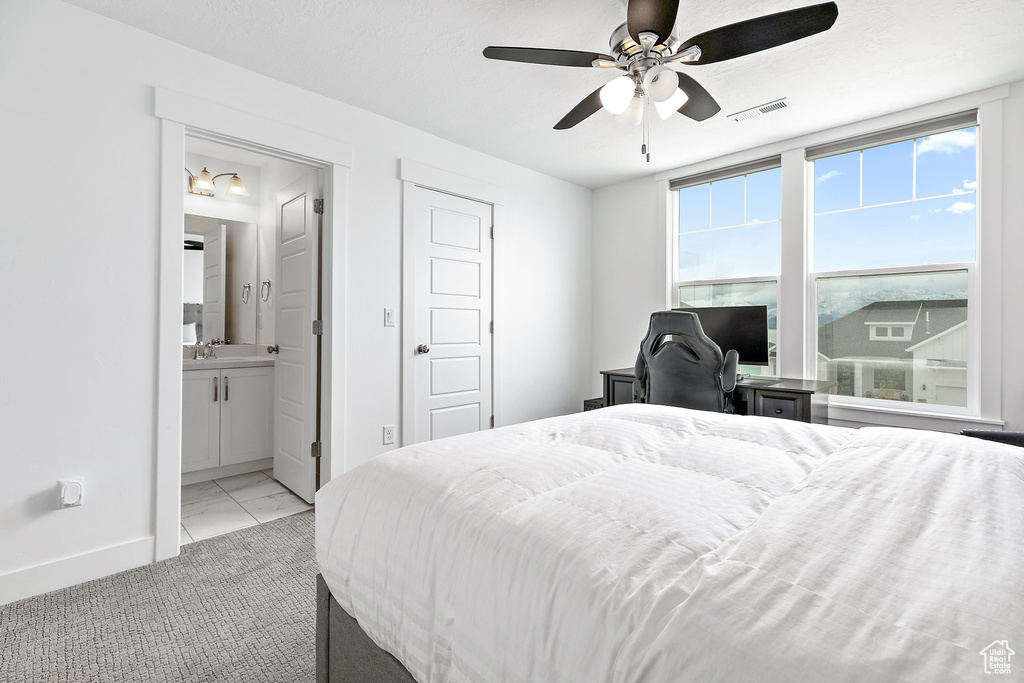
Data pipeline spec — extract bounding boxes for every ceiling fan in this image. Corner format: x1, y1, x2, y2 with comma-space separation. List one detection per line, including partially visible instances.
483, 0, 839, 157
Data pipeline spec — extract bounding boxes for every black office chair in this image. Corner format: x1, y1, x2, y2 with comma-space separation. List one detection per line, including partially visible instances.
633, 310, 740, 413
960, 430, 1024, 448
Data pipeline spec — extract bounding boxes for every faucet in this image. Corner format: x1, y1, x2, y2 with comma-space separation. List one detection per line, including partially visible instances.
193, 341, 204, 360
205, 341, 216, 359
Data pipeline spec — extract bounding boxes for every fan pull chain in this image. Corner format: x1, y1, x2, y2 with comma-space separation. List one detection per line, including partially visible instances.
642, 94, 651, 162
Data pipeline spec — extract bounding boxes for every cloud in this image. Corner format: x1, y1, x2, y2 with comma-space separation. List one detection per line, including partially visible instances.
909, 215, 920, 221
947, 201, 976, 214
816, 170, 842, 184
916, 129, 976, 156
951, 179, 977, 194
929, 208, 943, 213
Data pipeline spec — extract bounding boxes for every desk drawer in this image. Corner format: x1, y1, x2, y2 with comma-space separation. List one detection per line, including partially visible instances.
754, 390, 810, 422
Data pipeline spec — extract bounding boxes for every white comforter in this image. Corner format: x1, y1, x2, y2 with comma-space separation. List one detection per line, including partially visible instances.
316, 404, 1024, 682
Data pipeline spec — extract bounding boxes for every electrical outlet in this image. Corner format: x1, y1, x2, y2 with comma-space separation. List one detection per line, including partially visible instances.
384, 308, 395, 327
383, 424, 395, 445
59, 479, 84, 508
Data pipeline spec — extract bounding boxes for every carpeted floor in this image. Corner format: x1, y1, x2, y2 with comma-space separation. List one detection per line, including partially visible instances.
0, 510, 316, 682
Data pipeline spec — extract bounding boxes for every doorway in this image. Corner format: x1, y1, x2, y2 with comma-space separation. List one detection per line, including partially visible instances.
155, 88, 351, 561
179, 137, 320, 528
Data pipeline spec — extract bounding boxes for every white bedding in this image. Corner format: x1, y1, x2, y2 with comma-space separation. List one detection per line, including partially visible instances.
316, 404, 1024, 682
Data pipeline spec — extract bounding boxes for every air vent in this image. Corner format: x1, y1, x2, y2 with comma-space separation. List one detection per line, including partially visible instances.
729, 98, 788, 122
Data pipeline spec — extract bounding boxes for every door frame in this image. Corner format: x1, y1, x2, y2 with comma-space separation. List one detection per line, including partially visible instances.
399, 160, 505, 446
155, 88, 351, 561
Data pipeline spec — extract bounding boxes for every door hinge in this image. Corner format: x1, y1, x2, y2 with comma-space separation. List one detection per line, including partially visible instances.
490, 415, 495, 429
489, 321, 493, 334
312, 319, 323, 335
313, 198, 324, 214
490, 226, 494, 239
311, 441, 322, 459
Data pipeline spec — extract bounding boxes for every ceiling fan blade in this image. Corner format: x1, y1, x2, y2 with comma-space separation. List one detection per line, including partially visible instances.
483, 46, 615, 68
673, 72, 721, 122
679, 2, 838, 65
554, 87, 605, 130
627, 0, 680, 46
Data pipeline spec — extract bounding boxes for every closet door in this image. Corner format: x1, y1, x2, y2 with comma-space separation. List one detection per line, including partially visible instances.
181, 369, 220, 473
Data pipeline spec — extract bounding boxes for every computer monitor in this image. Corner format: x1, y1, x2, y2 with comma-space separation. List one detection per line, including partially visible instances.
673, 305, 770, 366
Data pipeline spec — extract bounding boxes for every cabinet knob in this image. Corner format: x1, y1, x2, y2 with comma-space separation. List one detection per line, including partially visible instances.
267, 344, 279, 354
416, 344, 430, 355
775, 408, 783, 414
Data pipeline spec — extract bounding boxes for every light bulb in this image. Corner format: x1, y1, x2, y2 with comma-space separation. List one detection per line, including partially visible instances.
614, 96, 644, 127
190, 167, 215, 196
643, 65, 678, 103
600, 76, 635, 115
225, 174, 249, 197
654, 88, 689, 120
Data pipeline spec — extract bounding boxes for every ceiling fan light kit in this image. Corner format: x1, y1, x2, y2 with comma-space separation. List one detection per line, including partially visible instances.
483, 0, 838, 160
616, 96, 646, 127
643, 64, 679, 103
600, 75, 636, 114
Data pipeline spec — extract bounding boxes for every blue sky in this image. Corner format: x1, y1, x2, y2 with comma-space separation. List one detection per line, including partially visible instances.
813, 127, 977, 272
676, 127, 978, 280
677, 167, 782, 280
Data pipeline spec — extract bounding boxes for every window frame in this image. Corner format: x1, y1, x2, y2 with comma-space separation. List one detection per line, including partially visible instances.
670, 159, 783, 376
660, 88, 1006, 430
809, 261, 976, 416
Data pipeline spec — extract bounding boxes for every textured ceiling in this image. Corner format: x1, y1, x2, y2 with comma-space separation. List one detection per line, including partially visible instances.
62, 0, 1024, 188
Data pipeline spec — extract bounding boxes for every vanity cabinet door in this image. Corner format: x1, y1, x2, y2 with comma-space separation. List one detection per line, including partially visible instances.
219, 366, 274, 466
181, 369, 221, 473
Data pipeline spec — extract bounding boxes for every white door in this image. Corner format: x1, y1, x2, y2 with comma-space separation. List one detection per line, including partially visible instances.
202, 224, 226, 342
408, 187, 493, 443
273, 172, 320, 503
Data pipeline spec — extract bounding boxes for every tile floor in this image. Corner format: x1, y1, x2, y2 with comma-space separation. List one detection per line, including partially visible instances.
180, 469, 313, 544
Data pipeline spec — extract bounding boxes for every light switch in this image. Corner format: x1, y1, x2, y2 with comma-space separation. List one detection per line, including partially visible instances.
384, 308, 395, 327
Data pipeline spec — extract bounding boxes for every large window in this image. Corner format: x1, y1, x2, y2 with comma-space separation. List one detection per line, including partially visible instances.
672, 160, 781, 376
811, 120, 977, 409
667, 110, 987, 419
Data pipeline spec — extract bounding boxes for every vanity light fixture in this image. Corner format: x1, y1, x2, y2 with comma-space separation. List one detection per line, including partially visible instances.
185, 167, 249, 198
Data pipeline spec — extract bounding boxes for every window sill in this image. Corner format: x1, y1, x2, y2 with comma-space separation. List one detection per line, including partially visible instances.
825, 398, 1003, 433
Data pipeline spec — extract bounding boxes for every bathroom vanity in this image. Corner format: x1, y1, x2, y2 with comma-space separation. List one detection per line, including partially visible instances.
181, 355, 274, 483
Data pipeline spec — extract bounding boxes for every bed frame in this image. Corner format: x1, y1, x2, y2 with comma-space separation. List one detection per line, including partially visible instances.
316, 574, 417, 683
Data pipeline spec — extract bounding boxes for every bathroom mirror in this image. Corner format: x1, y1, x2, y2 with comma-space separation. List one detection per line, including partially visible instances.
183, 214, 259, 345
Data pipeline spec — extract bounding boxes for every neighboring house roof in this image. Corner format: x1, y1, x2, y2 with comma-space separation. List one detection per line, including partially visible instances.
819, 299, 967, 361
863, 303, 922, 325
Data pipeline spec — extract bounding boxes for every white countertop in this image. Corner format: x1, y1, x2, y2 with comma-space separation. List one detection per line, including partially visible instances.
183, 357, 275, 370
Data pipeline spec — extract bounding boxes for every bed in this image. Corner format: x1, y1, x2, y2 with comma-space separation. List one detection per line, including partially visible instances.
315, 404, 1024, 682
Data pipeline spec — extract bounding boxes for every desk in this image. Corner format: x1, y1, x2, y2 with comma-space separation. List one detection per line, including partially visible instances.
598, 368, 836, 424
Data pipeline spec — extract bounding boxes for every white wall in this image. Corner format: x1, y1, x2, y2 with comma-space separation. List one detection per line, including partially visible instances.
589, 177, 663, 397
592, 83, 1024, 433
0, 0, 592, 603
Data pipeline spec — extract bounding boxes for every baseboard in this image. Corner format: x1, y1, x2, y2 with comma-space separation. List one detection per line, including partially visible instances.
0, 536, 155, 606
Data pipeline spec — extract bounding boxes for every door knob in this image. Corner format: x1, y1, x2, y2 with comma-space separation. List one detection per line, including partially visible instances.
416, 344, 430, 355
